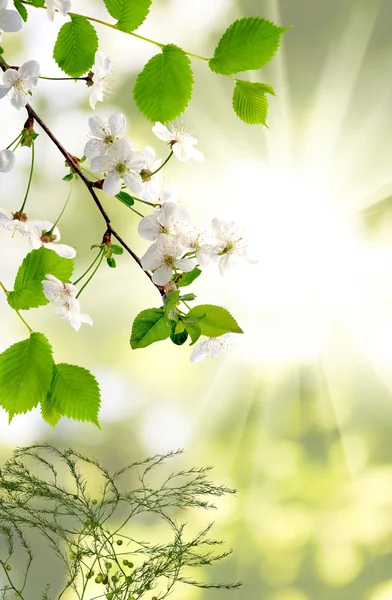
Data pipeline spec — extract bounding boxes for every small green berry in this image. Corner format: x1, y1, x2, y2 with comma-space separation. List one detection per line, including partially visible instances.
145, 584, 151, 591
111, 575, 118, 583
102, 575, 108, 585
95, 575, 103, 584
92, 499, 98, 505
116, 540, 123, 546
105, 562, 112, 570
127, 562, 134, 568
152, 597, 158, 600
73, 495, 78, 500
122, 559, 129, 566
106, 594, 113, 600
5, 565, 11, 572
86, 570, 95, 579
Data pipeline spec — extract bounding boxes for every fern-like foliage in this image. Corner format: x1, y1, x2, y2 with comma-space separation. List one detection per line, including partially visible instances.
0, 444, 240, 600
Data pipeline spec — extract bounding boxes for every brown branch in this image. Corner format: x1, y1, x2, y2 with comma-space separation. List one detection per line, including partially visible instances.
0, 55, 163, 297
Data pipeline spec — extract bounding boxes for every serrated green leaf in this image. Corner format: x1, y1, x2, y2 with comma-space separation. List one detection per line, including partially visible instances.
116, 191, 135, 208
40, 392, 62, 428
186, 304, 243, 337
53, 14, 98, 77
209, 17, 288, 75
8, 247, 74, 311
0, 333, 53, 420
186, 323, 201, 345
176, 267, 201, 288
103, 0, 152, 32
13, 0, 28, 22
130, 308, 171, 349
233, 80, 274, 125
164, 291, 180, 318
47, 363, 101, 426
133, 44, 193, 122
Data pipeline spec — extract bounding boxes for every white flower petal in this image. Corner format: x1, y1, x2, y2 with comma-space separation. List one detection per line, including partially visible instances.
0, 8, 22, 33
109, 138, 132, 163
0, 85, 10, 99
138, 213, 161, 241
190, 147, 205, 162
2, 69, 19, 86
108, 112, 126, 137
103, 171, 121, 196
46, 242, 76, 259
174, 257, 196, 272
141, 243, 162, 271
88, 116, 108, 139
90, 154, 113, 173
152, 122, 173, 142
123, 171, 142, 194
10, 90, 28, 109
18, 60, 40, 84
0, 149, 15, 172
190, 341, 209, 363
0, 0, 9, 10
218, 254, 233, 276
172, 142, 193, 162
152, 265, 172, 285
84, 138, 107, 161
89, 84, 103, 110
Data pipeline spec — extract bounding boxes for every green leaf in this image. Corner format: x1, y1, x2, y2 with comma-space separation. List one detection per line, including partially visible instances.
107, 257, 116, 268
233, 80, 274, 125
46, 363, 101, 426
170, 329, 188, 346
28, 0, 45, 6
111, 244, 124, 255
186, 304, 243, 337
115, 191, 135, 208
179, 293, 196, 302
133, 44, 193, 122
63, 173, 74, 182
164, 291, 180, 318
209, 17, 288, 75
0, 333, 53, 420
8, 247, 74, 311
53, 14, 98, 77
130, 308, 171, 349
176, 267, 201, 288
186, 323, 202, 345
40, 393, 62, 428
103, 0, 152, 32
13, 0, 28, 22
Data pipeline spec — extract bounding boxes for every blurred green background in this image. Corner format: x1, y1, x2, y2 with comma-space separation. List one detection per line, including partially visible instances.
2, 0, 392, 598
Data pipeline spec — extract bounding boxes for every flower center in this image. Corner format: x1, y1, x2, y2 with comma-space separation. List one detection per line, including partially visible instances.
164, 255, 175, 267
104, 135, 115, 146
116, 162, 127, 175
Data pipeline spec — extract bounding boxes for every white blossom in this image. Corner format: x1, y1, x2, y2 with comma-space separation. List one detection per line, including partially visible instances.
152, 122, 204, 162
0, 60, 40, 109
139, 146, 162, 203
190, 333, 232, 363
28, 220, 76, 258
211, 218, 254, 276
89, 51, 113, 110
84, 113, 127, 161
178, 226, 215, 266
141, 235, 196, 286
157, 186, 180, 206
0, 207, 29, 235
46, 0, 71, 21
138, 202, 189, 242
0, 148, 15, 173
42, 274, 93, 332
90, 138, 145, 196
0, 0, 22, 43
